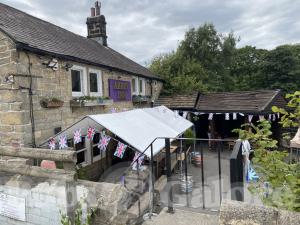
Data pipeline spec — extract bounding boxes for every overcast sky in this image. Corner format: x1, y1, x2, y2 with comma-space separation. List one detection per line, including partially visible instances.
1, 0, 300, 65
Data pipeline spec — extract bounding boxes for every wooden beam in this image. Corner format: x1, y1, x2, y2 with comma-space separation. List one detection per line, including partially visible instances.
0, 146, 77, 163
0, 163, 76, 182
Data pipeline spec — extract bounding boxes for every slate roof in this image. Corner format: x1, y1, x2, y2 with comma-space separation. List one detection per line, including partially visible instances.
154, 93, 199, 110
155, 90, 286, 114
196, 90, 285, 114
0, 3, 161, 80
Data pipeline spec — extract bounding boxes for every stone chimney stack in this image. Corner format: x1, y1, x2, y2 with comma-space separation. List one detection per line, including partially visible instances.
86, 1, 107, 46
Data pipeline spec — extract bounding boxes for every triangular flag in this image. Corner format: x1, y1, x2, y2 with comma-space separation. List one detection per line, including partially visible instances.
272, 114, 276, 121
248, 115, 253, 123
208, 113, 214, 120
259, 115, 265, 121
233, 113, 237, 120
225, 113, 230, 120
182, 111, 188, 118
48, 138, 56, 150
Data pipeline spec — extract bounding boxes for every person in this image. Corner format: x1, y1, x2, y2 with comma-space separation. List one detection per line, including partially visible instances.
208, 125, 212, 150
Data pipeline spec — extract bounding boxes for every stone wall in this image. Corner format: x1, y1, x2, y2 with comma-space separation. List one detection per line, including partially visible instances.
219, 199, 300, 225
0, 31, 163, 147
0, 173, 129, 225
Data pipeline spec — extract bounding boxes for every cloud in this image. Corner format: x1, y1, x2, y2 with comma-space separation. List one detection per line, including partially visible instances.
1, 0, 300, 65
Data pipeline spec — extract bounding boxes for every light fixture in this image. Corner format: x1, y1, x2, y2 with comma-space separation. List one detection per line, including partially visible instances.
4, 74, 15, 84
64, 63, 73, 71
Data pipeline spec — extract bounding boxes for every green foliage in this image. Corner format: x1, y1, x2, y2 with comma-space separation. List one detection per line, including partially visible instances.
184, 128, 195, 146
60, 202, 95, 225
233, 92, 300, 212
149, 23, 300, 95
149, 23, 238, 95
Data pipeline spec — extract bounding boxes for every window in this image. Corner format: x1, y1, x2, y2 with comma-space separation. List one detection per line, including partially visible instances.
89, 69, 103, 96
92, 133, 105, 161
139, 78, 146, 95
132, 77, 145, 95
74, 137, 88, 165
71, 65, 87, 97
71, 70, 81, 92
132, 78, 137, 94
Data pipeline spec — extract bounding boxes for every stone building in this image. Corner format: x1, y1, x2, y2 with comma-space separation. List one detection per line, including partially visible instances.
0, 2, 163, 148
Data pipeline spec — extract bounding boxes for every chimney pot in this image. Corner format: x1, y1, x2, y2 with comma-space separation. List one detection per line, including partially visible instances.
91, 7, 95, 17
95, 1, 101, 16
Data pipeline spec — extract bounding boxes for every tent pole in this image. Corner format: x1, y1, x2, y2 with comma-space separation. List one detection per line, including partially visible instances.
165, 138, 174, 213
149, 143, 155, 218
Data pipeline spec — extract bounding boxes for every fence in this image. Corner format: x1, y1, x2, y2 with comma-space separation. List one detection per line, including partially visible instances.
120, 137, 243, 221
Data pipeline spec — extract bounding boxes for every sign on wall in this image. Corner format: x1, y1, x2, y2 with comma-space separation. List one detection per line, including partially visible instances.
108, 79, 131, 102
0, 193, 26, 221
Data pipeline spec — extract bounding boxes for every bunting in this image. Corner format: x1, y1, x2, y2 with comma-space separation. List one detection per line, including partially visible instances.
208, 113, 214, 120
58, 135, 68, 149
73, 129, 82, 144
248, 115, 253, 123
87, 127, 96, 140
225, 113, 230, 120
132, 152, 145, 170
233, 113, 237, 120
48, 138, 56, 150
114, 142, 127, 158
98, 133, 111, 152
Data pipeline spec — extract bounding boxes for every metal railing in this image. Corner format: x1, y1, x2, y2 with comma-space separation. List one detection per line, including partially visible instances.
119, 137, 241, 219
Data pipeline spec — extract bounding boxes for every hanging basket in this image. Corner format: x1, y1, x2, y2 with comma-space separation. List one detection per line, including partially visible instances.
40, 99, 64, 108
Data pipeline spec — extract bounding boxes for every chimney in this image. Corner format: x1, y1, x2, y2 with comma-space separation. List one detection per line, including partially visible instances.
95, 1, 101, 16
91, 7, 95, 17
86, 1, 108, 46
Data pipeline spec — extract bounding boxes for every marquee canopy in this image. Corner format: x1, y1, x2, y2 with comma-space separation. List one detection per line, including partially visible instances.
41, 106, 193, 158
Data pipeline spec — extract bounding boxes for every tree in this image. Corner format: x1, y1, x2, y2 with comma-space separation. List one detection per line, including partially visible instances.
149, 23, 238, 94
260, 45, 300, 93
230, 46, 267, 90
234, 91, 300, 212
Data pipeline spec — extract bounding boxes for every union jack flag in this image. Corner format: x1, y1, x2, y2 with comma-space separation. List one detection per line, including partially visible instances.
73, 129, 82, 144
98, 134, 111, 152
48, 138, 56, 150
87, 127, 96, 140
114, 142, 127, 159
131, 152, 145, 170
58, 135, 68, 149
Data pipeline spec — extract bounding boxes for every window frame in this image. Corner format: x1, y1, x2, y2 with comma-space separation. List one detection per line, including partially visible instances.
71, 65, 87, 97
132, 77, 139, 95
138, 78, 146, 95
73, 136, 90, 167
92, 132, 106, 162
88, 69, 103, 97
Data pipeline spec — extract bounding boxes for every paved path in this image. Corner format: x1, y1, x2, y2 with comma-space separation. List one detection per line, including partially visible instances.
143, 208, 219, 225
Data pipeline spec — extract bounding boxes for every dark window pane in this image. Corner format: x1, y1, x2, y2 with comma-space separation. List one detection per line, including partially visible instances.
72, 70, 81, 92
93, 145, 100, 157
67, 139, 74, 148
75, 137, 85, 150
90, 73, 98, 92
93, 133, 100, 144
132, 79, 136, 92
77, 151, 85, 164
139, 80, 143, 93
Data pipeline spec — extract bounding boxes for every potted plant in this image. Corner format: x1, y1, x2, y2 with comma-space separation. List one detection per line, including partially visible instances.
70, 96, 113, 107
97, 96, 113, 105
40, 97, 64, 108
